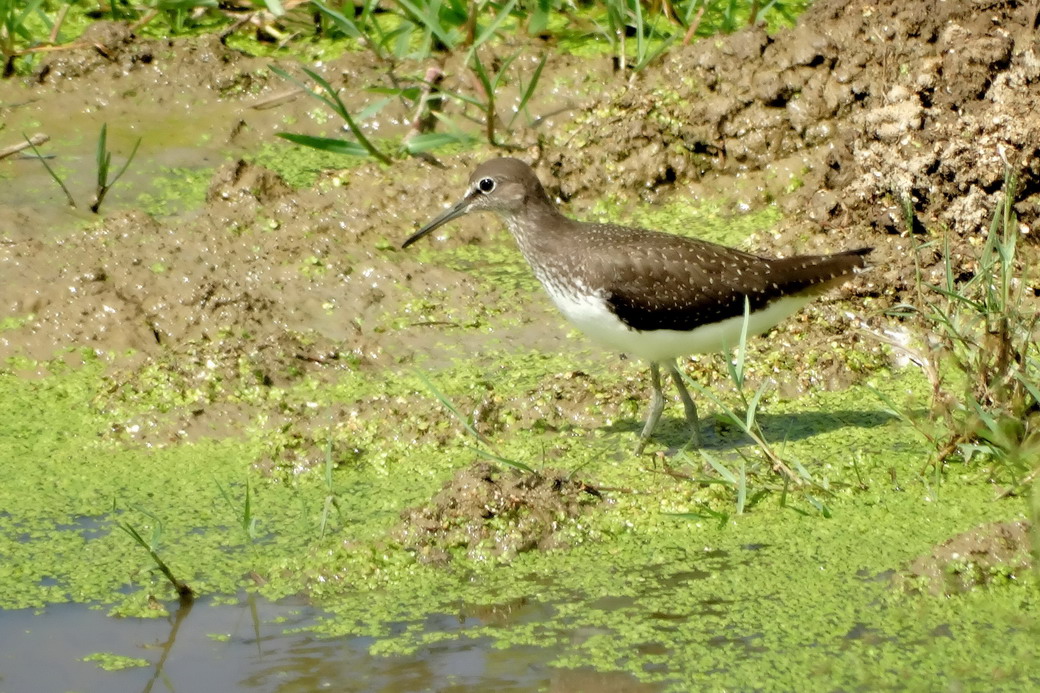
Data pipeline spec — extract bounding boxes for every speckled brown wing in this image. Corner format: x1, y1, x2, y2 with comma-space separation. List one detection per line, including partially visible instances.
584, 226, 871, 332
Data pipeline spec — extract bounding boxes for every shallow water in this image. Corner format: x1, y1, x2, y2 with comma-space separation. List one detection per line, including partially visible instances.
0, 595, 657, 693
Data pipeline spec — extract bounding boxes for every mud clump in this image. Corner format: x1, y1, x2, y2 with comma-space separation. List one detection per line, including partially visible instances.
394, 462, 602, 564
899, 520, 1034, 596
207, 159, 293, 206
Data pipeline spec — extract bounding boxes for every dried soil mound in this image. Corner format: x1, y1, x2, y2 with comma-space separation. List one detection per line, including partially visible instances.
394, 462, 602, 563
546, 0, 1040, 266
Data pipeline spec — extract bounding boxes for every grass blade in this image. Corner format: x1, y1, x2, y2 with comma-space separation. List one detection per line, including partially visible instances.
90, 124, 141, 213
734, 296, 752, 388
489, 49, 521, 91
118, 508, 194, 600
665, 505, 730, 529
276, 133, 368, 156
414, 369, 490, 446
415, 369, 535, 473
472, 0, 517, 48
701, 449, 737, 484
469, 50, 497, 146
95, 122, 109, 190
311, 0, 382, 59
464, 444, 535, 474
272, 65, 392, 164
318, 441, 343, 539
260, 0, 284, 17
404, 131, 474, 154
106, 135, 142, 187
22, 132, 75, 207
736, 460, 747, 514
745, 381, 769, 430
303, 67, 391, 164
633, 34, 675, 72
395, 0, 456, 49
508, 52, 546, 129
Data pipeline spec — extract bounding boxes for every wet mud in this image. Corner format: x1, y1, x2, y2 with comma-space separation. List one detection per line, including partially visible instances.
5, 0, 1038, 368
0, 0, 1037, 581
901, 520, 1034, 595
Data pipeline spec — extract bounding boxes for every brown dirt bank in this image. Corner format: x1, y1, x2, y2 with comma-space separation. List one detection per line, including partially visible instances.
7, 0, 1037, 368
33, 21, 262, 94
538, 0, 1040, 295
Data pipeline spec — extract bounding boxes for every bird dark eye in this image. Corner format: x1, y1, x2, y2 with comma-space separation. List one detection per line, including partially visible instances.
477, 177, 495, 193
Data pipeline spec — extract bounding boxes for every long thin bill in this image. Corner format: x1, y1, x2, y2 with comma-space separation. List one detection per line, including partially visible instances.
401, 197, 472, 248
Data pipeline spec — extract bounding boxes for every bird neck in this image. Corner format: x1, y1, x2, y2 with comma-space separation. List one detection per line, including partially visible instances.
499, 191, 567, 263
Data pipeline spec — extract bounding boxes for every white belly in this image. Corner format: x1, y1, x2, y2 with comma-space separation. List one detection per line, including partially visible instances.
547, 288, 813, 363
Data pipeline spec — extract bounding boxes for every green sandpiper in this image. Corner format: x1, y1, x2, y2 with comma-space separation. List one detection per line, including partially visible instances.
403, 158, 871, 452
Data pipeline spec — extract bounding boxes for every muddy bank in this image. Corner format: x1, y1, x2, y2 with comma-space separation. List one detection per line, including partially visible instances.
0, 1, 1036, 455
541, 0, 1040, 296
6, 0, 1039, 366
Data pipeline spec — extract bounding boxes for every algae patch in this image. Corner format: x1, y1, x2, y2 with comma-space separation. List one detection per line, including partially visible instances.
297, 371, 1039, 692
314, 476, 1037, 692
2, 306, 1037, 693
0, 360, 369, 612
249, 139, 368, 189
83, 652, 150, 671
589, 195, 782, 248
136, 166, 212, 217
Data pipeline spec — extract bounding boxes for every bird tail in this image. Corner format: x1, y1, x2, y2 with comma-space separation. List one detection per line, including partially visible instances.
770, 247, 873, 296
843, 247, 874, 272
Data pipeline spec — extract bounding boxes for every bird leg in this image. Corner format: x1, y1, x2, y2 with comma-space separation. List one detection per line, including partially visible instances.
636, 362, 665, 454
667, 361, 702, 447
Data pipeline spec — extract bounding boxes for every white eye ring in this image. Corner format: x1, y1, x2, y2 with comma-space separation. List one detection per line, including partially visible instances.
477, 177, 495, 194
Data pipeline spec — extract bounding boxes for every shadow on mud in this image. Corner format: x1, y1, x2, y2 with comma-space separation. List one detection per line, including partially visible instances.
604, 408, 894, 451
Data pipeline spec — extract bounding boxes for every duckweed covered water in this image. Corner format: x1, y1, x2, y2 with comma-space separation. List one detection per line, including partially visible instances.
1, 355, 1036, 691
